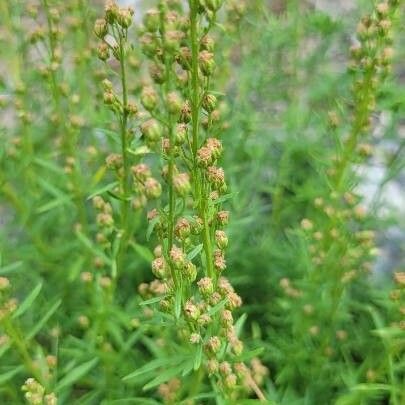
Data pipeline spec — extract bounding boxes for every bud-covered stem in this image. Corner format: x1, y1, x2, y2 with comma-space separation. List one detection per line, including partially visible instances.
189, 0, 214, 280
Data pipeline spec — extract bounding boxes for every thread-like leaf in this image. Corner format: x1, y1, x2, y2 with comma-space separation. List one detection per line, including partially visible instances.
12, 282, 42, 319
55, 358, 99, 392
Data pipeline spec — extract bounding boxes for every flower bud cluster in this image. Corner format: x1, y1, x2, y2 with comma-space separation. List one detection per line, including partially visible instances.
389, 272, 405, 331
292, 1, 399, 366
0, 277, 18, 321
108, 0, 266, 400
21, 378, 57, 405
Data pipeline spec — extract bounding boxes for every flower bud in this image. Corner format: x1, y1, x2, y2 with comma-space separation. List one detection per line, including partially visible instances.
174, 123, 187, 145
0, 277, 10, 291
197, 277, 214, 297
206, 137, 222, 159
94, 18, 108, 38
173, 173, 191, 196
190, 333, 201, 344
214, 249, 226, 271
206, 359, 219, 375
199, 51, 215, 76
191, 216, 204, 234
176, 47, 191, 70
117, 7, 134, 29
165, 30, 184, 53
184, 300, 200, 320
141, 86, 158, 111
217, 210, 229, 226
144, 178, 162, 199
175, 218, 191, 240
184, 261, 197, 282
205, 336, 221, 355
167, 92, 183, 115
179, 101, 191, 123
204, 0, 223, 12
197, 146, 213, 167
144, 8, 160, 32
170, 246, 186, 269
132, 163, 151, 181
151, 257, 168, 279
215, 230, 228, 250
106, 153, 123, 169
105, 0, 119, 23
97, 42, 110, 61
141, 119, 163, 142
203, 93, 217, 113
149, 62, 165, 84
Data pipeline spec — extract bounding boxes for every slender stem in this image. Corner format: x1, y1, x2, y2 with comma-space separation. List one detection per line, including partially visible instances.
116, 30, 131, 277
190, 1, 200, 159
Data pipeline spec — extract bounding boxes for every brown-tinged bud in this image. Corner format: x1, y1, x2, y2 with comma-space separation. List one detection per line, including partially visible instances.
184, 261, 197, 282
221, 309, 233, 327
175, 218, 191, 240
190, 333, 201, 344
141, 119, 163, 142
117, 7, 134, 28
215, 230, 228, 249
94, 18, 108, 38
179, 101, 191, 123
219, 361, 232, 376
151, 257, 168, 279
141, 33, 158, 56
126, 101, 138, 116
197, 146, 213, 167
203, 94, 217, 113
167, 92, 183, 115
214, 249, 226, 271
207, 166, 226, 190
105, 0, 119, 23
149, 62, 165, 84
0, 277, 10, 291
173, 173, 191, 196
191, 216, 204, 234
199, 50, 215, 76
170, 246, 185, 269
106, 153, 123, 169
197, 277, 214, 297
217, 210, 229, 226
300, 218, 313, 231
177, 47, 191, 70
144, 8, 160, 32
97, 42, 110, 61
206, 359, 219, 375
132, 163, 151, 181
206, 137, 223, 159
226, 291, 242, 310
174, 123, 187, 145
201, 35, 215, 52
204, 0, 223, 12
205, 336, 221, 355
144, 178, 162, 199
376, 2, 389, 15
165, 30, 184, 52
394, 272, 405, 286
141, 86, 158, 111
184, 300, 200, 320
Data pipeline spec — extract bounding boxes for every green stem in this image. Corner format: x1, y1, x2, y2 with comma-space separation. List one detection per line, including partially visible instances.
116, 30, 131, 278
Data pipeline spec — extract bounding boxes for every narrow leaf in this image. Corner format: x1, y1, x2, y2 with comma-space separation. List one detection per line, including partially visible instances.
56, 358, 99, 392
27, 299, 62, 340
12, 282, 42, 319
